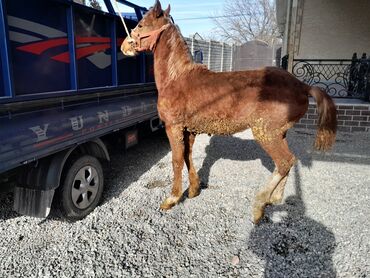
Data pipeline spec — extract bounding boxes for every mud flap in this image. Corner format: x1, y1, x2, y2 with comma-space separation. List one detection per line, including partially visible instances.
125, 129, 138, 149
14, 149, 70, 218
13, 187, 55, 218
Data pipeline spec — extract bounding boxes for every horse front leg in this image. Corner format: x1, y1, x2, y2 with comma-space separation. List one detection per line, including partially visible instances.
160, 125, 185, 210
184, 130, 200, 198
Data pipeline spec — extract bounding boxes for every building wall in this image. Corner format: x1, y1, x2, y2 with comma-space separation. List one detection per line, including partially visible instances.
233, 41, 278, 70
296, 0, 370, 59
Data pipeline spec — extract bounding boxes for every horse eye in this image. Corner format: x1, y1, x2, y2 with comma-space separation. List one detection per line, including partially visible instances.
138, 24, 143, 28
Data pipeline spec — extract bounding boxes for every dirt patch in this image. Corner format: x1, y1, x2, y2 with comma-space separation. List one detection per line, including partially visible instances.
146, 179, 168, 189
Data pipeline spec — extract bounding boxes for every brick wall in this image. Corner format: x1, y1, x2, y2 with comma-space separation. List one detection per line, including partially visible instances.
295, 102, 370, 132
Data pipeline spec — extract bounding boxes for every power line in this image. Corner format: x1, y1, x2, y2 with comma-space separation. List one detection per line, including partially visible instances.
175, 14, 249, 21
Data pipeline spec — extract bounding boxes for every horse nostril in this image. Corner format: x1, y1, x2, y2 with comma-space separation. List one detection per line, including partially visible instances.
127, 38, 136, 45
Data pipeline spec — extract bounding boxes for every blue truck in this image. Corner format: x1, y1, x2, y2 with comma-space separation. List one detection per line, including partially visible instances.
0, 0, 161, 219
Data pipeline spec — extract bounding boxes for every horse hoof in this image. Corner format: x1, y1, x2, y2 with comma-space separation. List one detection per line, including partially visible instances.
160, 203, 174, 210
188, 188, 200, 198
252, 210, 264, 224
252, 212, 263, 224
252, 203, 266, 224
160, 196, 180, 210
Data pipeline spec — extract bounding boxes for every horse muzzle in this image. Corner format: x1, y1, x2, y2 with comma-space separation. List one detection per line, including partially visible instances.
121, 37, 138, 56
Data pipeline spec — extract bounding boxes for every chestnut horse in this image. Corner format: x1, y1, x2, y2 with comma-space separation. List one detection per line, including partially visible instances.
121, 1, 337, 223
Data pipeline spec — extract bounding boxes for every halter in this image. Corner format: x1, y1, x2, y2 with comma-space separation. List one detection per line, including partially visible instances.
130, 23, 171, 52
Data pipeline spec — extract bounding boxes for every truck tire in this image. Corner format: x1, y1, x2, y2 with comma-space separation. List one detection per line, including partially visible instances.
59, 155, 104, 220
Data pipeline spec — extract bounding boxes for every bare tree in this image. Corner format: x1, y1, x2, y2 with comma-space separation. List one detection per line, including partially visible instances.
74, 0, 102, 10
213, 0, 279, 45
89, 0, 102, 10
200, 29, 221, 41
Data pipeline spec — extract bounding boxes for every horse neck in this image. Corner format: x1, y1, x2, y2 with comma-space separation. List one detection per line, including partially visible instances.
153, 25, 196, 92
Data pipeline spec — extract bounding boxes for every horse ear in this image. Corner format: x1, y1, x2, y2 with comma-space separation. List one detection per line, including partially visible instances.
164, 4, 171, 17
153, 0, 163, 17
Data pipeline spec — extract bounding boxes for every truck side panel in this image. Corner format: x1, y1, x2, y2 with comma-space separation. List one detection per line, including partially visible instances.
0, 91, 157, 173
7, 0, 71, 95
116, 19, 142, 85
0, 54, 4, 97
1, 0, 154, 102
0, 0, 11, 98
74, 7, 113, 89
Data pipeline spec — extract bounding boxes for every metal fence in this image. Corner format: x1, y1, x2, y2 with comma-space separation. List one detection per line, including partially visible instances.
184, 37, 281, 72
184, 37, 234, 72
183, 35, 370, 101
292, 55, 370, 100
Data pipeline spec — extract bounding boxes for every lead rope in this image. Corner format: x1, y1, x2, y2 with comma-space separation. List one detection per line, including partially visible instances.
114, 0, 132, 39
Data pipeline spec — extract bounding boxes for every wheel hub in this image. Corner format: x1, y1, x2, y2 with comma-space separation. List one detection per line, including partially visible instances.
71, 166, 99, 209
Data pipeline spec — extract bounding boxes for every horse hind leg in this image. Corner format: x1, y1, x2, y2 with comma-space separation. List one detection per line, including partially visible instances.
184, 130, 200, 198
252, 136, 296, 224
269, 175, 289, 204
269, 138, 294, 204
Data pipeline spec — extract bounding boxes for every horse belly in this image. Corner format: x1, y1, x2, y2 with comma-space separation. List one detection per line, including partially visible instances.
186, 117, 250, 135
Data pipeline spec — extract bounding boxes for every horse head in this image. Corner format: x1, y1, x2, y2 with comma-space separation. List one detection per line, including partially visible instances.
121, 0, 171, 56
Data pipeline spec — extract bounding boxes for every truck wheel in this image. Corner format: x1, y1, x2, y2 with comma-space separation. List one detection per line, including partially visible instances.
59, 155, 104, 220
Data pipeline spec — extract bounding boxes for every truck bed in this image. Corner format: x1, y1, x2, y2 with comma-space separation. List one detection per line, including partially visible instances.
0, 0, 158, 174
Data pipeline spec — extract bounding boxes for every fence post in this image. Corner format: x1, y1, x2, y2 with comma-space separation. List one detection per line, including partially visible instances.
220, 42, 224, 72
230, 44, 234, 71
208, 40, 211, 69
191, 36, 194, 56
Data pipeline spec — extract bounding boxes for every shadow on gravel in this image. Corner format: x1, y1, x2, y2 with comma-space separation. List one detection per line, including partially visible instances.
198, 132, 338, 276
0, 192, 19, 221
291, 129, 370, 166
198, 135, 275, 187
101, 129, 170, 203
248, 165, 337, 278
197, 131, 317, 188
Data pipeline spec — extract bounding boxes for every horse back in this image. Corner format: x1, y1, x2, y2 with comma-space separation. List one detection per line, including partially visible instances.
159, 67, 309, 135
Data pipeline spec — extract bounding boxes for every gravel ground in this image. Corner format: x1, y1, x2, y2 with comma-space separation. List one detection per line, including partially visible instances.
0, 128, 369, 277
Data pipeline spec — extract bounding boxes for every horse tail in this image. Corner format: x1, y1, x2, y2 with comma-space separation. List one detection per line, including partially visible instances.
308, 86, 337, 151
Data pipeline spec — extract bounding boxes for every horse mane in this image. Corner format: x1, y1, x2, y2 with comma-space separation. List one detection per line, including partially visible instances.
163, 24, 207, 81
